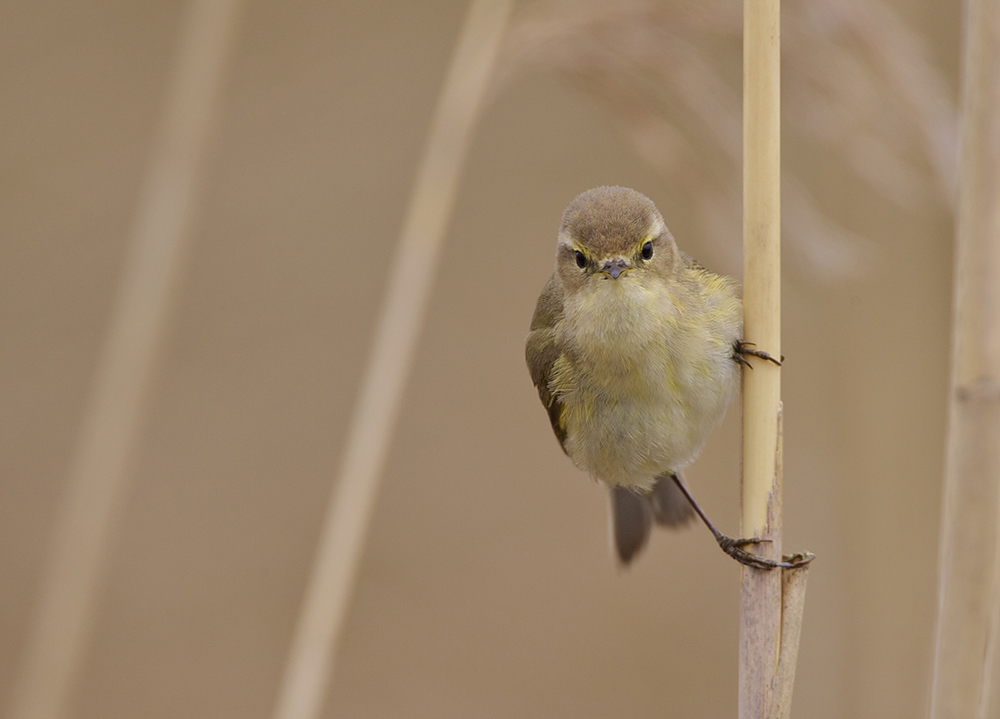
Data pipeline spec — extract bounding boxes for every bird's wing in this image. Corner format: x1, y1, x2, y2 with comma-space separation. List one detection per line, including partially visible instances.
525, 275, 568, 453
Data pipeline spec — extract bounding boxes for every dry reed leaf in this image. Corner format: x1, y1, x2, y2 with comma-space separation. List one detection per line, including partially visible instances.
493, 0, 956, 280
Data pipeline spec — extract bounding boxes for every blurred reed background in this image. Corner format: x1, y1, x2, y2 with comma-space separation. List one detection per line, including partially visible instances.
0, 0, 960, 717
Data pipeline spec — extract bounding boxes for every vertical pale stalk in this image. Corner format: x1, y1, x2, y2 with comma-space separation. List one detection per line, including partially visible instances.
741, 1, 783, 718
6, 2, 243, 718
930, 0, 1000, 716
772, 552, 810, 719
270, 3, 512, 719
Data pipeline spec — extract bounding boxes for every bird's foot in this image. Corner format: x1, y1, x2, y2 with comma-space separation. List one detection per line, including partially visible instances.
716, 534, 814, 570
734, 340, 783, 369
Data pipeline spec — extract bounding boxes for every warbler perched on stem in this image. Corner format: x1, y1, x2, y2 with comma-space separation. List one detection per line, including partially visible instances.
526, 186, 787, 567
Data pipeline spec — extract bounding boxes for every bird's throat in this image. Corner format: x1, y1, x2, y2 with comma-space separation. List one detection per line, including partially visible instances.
565, 279, 666, 349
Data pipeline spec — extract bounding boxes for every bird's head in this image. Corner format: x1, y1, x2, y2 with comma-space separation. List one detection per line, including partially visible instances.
554, 186, 680, 294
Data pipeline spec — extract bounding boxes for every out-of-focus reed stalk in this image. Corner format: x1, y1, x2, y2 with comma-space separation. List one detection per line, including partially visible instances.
269, 3, 512, 719
5, 2, 244, 718
741, 3, 810, 717
930, 0, 1000, 715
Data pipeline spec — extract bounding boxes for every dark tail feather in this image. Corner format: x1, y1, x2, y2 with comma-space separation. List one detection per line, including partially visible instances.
650, 473, 696, 526
610, 475, 696, 565
610, 486, 653, 565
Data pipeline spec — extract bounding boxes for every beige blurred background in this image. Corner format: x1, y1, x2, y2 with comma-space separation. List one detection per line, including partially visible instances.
0, 0, 961, 717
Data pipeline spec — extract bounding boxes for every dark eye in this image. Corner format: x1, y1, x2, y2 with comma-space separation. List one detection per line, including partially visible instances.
641, 241, 654, 260
574, 250, 587, 269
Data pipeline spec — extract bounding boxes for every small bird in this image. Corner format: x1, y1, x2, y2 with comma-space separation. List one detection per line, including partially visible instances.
526, 186, 783, 567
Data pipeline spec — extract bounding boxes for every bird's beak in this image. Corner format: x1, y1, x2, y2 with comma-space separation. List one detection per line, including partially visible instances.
599, 258, 631, 279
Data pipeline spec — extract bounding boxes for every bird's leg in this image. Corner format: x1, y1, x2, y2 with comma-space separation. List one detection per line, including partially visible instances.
734, 340, 783, 368
669, 474, 812, 570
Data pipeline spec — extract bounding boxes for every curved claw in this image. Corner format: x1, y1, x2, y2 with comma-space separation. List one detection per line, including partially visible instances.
782, 552, 815, 567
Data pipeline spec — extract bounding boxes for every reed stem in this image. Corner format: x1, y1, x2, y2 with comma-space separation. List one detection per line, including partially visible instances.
930, 0, 1000, 714
270, 3, 512, 718
740, 4, 810, 717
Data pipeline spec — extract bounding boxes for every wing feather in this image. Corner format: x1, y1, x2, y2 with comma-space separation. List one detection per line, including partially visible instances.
525, 275, 569, 452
